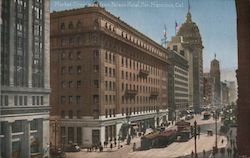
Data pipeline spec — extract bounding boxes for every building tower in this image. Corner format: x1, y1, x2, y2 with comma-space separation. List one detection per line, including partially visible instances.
167, 3, 204, 112
210, 54, 221, 106
0, 0, 50, 157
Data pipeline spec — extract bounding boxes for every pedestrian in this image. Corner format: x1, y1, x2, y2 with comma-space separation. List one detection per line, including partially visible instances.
229, 148, 232, 157
221, 138, 224, 144
110, 143, 113, 150
227, 148, 230, 156
191, 151, 194, 158
114, 141, 117, 147
133, 142, 136, 151
203, 149, 206, 157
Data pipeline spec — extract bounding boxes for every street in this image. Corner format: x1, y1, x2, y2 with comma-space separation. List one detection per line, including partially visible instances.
66, 114, 228, 158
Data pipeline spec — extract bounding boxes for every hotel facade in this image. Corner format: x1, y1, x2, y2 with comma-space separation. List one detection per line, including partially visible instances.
50, 3, 169, 147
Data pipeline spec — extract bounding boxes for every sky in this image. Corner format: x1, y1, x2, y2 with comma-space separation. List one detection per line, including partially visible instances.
50, 0, 237, 71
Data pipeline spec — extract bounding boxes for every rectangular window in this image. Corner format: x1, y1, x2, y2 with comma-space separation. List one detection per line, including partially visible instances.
77, 66, 81, 74
93, 65, 99, 72
24, 96, 27, 105
61, 96, 66, 104
69, 96, 73, 104
105, 109, 108, 118
15, 96, 18, 106
36, 96, 39, 105
3, 96, 8, 106
93, 95, 99, 104
32, 96, 35, 105
77, 80, 81, 88
76, 96, 81, 104
69, 81, 73, 88
19, 96, 23, 106
41, 96, 44, 105
0, 96, 3, 106
69, 66, 73, 74
93, 80, 99, 88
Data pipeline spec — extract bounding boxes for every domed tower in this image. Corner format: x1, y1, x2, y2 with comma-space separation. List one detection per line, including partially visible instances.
210, 54, 221, 106
167, 6, 204, 113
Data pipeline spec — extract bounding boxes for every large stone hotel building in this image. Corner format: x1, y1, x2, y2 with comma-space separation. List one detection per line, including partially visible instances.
50, 3, 169, 147
0, 0, 50, 158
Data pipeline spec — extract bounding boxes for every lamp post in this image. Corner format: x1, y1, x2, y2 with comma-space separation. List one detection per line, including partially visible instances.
215, 110, 218, 150
50, 120, 60, 151
194, 120, 198, 158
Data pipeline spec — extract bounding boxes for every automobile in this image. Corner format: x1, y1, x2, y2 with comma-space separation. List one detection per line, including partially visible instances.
65, 143, 81, 152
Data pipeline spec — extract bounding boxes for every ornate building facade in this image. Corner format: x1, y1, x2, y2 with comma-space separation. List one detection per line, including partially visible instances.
0, 0, 50, 157
50, 3, 169, 147
167, 10, 204, 112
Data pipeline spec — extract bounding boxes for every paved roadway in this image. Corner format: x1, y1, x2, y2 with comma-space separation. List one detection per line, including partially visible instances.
66, 114, 228, 158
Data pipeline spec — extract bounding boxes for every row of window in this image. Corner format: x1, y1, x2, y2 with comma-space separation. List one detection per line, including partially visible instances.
61, 65, 82, 75
60, 95, 99, 104
105, 81, 116, 91
121, 83, 160, 94
60, 21, 82, 31
61, 110, 81, 119
103, 20, 166, 59
121, 57, 163, 76
121, 71, 161, 85
61, 51, 81, 60
61, 96, 81, 104
175, 67, 188, 76
104, 95, 116, 105
121, 106, 158, 116
0, 95, 44, 106
121, 95, 159, 104
61, 80, 82, 89
105, 67, 116, 78
174, 73, 188, 82
104, 106, 159, 118
105, 51, 116, 64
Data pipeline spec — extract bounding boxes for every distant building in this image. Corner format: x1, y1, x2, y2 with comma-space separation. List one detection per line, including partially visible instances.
0, 0, 50, 157
203, 73, 215, 107
221, 82, 230, 106
210, 55, 221, 106
50, 3, 169, 147
168, 50, 189, 120
167, 10, 204, 112
224, 80, 237, 104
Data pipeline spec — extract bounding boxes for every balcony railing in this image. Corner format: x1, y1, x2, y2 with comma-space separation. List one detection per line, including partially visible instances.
150, 91, 159, 97
139, 69, 149, 78
125, 89, 138, 96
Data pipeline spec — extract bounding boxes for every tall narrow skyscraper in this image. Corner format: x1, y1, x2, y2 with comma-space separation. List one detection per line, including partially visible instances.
0, 0, 50, 157
210, 55, 221, 106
